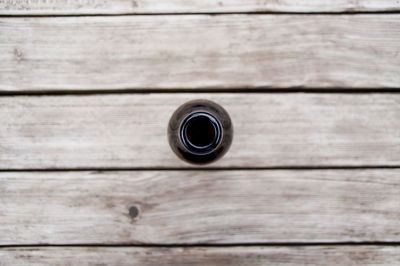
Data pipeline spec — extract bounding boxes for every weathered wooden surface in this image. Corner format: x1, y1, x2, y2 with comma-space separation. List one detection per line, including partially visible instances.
1, 246, 400, 265
1, 0, 399, 15
1, 170, 399, 244
1, 94, 399, 169
1, 1, 399, 263
1, 15, 400, 92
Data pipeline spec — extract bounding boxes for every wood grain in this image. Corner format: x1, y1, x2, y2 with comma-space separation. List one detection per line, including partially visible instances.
1, 0, 399, 15
1, 94, 399, 169
1, 170, 399, 244
1, 15, 400, 92
1, 246, 400, 265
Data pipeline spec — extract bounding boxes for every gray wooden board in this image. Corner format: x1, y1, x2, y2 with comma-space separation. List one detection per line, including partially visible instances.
1, 15, 400, 92
1, 93, 399, 169
1, 1, 399, 264
1, 246, 400, 265
1, 0, 400, 15
0, 170, 399, 244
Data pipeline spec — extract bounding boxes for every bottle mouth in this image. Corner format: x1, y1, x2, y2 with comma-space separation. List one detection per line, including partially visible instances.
180, 112, 222, 155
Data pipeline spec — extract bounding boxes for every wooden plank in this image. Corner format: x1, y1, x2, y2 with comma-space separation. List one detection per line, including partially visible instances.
1, 246, 400, 265
1, 15, 400, 92
1, 0, 400, 15
1, 94, 399, 169
1, 170, 399, 244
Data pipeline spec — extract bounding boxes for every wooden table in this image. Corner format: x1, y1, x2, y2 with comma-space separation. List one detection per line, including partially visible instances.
1, 1, 400, 265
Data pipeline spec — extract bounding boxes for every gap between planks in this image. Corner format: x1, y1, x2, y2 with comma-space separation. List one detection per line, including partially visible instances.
1, 88, 400, 97
1, 0, 400, 15
1, 166, 400, 172
2, 11, 400, 17
1, 242, 400, 248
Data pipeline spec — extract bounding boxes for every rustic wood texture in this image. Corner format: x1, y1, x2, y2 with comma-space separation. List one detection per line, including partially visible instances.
1, 15, 400, 92
1, 93, 399, 169
1, 246, 400, 265
1, 0, 400, 15
1, 170, 399, 244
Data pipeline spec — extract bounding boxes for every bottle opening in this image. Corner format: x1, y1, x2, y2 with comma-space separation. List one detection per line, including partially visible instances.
180, 112, 221, 154
186, 115, 216, 147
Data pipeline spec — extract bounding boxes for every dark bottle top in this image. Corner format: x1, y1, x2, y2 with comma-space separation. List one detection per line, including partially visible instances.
168, 99, 233, 164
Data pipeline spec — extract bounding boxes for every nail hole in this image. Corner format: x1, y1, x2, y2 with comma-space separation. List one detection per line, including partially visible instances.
129, 206, 139, 219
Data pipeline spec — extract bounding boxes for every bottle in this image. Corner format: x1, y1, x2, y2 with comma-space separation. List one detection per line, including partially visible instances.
168, 99, 233, 164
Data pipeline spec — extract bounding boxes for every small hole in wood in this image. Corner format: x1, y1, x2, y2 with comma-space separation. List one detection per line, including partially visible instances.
129, 206, 139, 219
